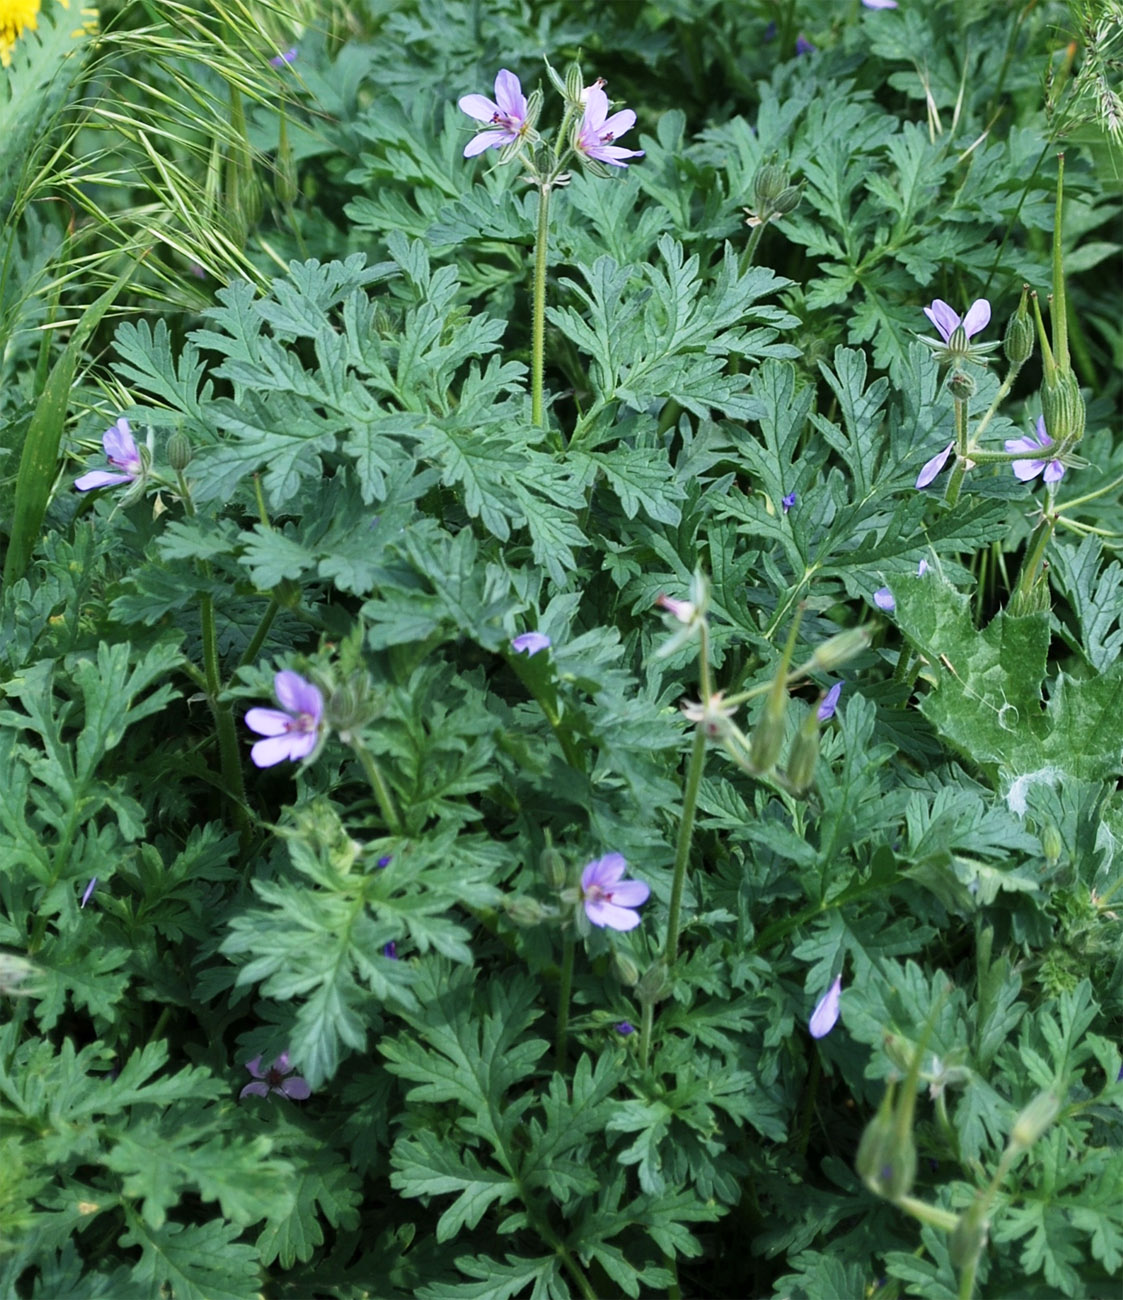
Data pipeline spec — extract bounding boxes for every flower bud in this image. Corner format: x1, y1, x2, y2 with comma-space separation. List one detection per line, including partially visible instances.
504, 896, 549, 927
0, 952, 39, 996
564, 61, 586, 104
753, 162, 788, 209
636, 959, 671, 1005
1010, 1090, 1061, 1150
948, 1196, 990, 1271
166, 431, 193, 471
540, 843, 568, 891
1003, 290, 1035, 367
273, 577, 303, 609
772, 183, 803, 216
948, 370, 976, 400
612, 951, 641, 987
749, 684, 786, 774
810, 626, 870, 674
275, 113, 300, 207
1040, 369, 1085, 448
523, 87, 544, 135
786, 709, 819, 793
1041, 823, 1063, 865
857, 1080, 916, 1201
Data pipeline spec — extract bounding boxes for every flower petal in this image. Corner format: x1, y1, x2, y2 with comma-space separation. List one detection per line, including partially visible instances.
581, 853, 627, 890
607, 879, 650, 908
873, 587, 896, 612
511, 631, 551, 655
250, 734, 306, 767
581, 85, 608, 130
585, 898, 642, 930
274, 670, 322, 718
239, 1080, 270, 1098
923, 299, 959, 343
103, 418, 137, 464
1010, 459, 1044, 482
463, 132, 501, 157
75, 469, 132, 491
915, 441, 953, 489
493, 69, 525, 117
244, 1055, 265, 1079
817, 683, 842, 722
244, 707, 292, 737
598, 108, 636, 140
961, 299, 991, 339
809, 975, 843, 1038
1043, 460, 1065, 483
458, 93, 500, 123
279, 1075, 311, 1100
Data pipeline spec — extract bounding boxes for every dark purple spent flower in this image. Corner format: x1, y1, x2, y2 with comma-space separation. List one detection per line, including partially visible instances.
782, 491, 797, 513
795, 34, 816, 55
269, 47, 298, 68
383, 941, 398, 960
375, 855, 392, 868
615, 1021, 636, 1035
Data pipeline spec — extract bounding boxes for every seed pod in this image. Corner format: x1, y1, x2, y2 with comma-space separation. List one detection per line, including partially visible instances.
540, 843, 568, 891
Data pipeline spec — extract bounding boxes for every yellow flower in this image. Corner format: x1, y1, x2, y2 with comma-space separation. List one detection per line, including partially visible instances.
0, 0, 41, 67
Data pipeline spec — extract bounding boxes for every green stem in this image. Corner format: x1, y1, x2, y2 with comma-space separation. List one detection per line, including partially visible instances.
958, 1254, 980, 1300
531, 182, 551, 430
555, 938, 575, 1070
663, 726, 707, 967
235, 597, 280, 672
738, 220, 767, 273
351, 739, 403, 834
1011, 513, 1056, 608
638, 997, 655, 1071
943, 397, 969, 507
200, 589, 249, 826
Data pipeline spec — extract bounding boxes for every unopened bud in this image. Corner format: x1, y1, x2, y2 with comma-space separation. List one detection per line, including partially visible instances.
1040, 370, 1085, 447
636, 959, 671, 1005
949, 1196, 990, 1271
749, 685, 786, 773
273, 577, 303, 609
1041, 823, 1063, 865
523, 87, 543, 135
1010, 1090, 1061, 1150
1003, 289, 1034, 367
772, 183, 802, 216
811, 626, 870, 674
0, 952, 39, 996
166, 431, 192, 471
612, 951, 641, 987
505, 896, 548, 927
948, 370, 976, 400
327, 674, 377, 737
786, 709, 820, 793
540, 844, 567, 891
856, 1080, 916, 1201
753, 162, 788, 209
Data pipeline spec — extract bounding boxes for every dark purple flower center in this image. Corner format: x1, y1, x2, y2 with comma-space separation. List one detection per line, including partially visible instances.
265, 1066, 288, 1088
286, 710, 317, 735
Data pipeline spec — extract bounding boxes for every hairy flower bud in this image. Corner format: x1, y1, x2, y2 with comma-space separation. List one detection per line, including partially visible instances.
564, 61, 586, 104
505, 896, 549, 927
1010, 1090, 1061, 1150
1040, 369, 1085, 448
810, 626, 870, 674
540, 843, 568, 891
772, 183, 803, 216
636, 959, 671, 1005
753, 162, 788, 209
612, 951, 641, 986
948, 1196, 990, 1271
166, 431, 193, 471
749, 685, 786, 774
1003, 290, 1034, 367
856, 1080, 916, 1201
1041, 823, 1063, 865
948, 370, 976, 400
786, 709, 820, 793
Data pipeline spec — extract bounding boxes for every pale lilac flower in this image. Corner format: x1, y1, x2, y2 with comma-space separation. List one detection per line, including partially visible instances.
615, 1021, 636, 1035
655, 593, 694, 623
575, 85, 643, 168
782, 491, 797, 512
918, 558, 929, 576
862, 0, 898, 8
240, 1052, 311, 1100
1005, 416, 1065, 484
269, 47, 297, 67
810, 974, 843, 1038
923, 298, 991, 345
75, 418, 142, 491
511, 631, 551, 656
818, 683, 842, 722
459, 70, 531, 158
580, 853, 650, 931
916, 441, 954, 489
80, 878, 97, 908
874, 587, 895, 612
795, 34, 816, 55
245, 670, 324, 767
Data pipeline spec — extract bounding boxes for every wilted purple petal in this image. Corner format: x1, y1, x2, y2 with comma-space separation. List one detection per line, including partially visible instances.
615, 1021, 636, 1035
269, 47, 298, 67
795, 34, 816, 55
782, 491, 797, 512
862, 0, 898, 7
809, 974, 843, 1038
376, 855, 392, 868
80, 878, 98, 908
817, 683, 842, 722
511, 631, 551, 656
874, 587, 895, 612
383, 940, 398, 960
918, 558, 929, 576
916, 441, 953, 489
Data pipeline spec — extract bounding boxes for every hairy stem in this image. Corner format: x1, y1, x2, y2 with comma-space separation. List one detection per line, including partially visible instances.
531, 182, 551, 429
350, 739, 403, 834
663, 726, 707, 967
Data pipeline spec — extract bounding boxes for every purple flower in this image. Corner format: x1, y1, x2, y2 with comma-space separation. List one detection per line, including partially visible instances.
240, 1052, 311, 1101
916, 441, 954, 489
809, 974, 843, 1039
782, 490, 797, 512
269, 47, 297, 67
818, 683, 842, 722
918, 558, 929, 576
1005, 416, 1065, 484
383, 940, 398, 960
862, 0, 898, 8
923, 298, 991, 345
615, 1021, 636, 1035
655, 593, 694, 623
75, 418, 142, 491
245, 670, 324, 767
375, 855, 392, 868
874, 587, 895, 612
575, 85, 644, 168
795, 34, 816, 55
459, 69, 531, 158
511, 631, 551, 656
580, 853, 650, 931
80, 878, 97, 908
